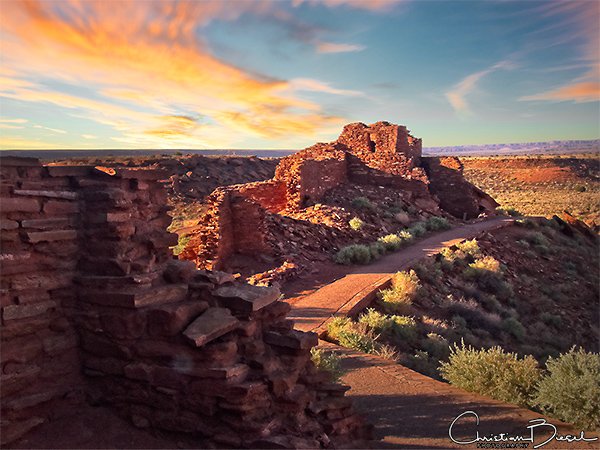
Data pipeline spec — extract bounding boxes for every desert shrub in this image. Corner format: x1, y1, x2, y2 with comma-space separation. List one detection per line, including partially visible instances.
369, 242, 386, 260
534, 348, 600, 430
406, 350, 440, 378
413, 261, 442, 284
456, 239, 481, 257
310, 348, 344, 381
358, 309, 392, 333
468, 256, 501, 273
326, 316, 353, 340
426, 216, 451, 231
444, 296, 501, 332
451, 314, 467, 329
389, 315, 418, 342
440, 343, 541, 407
540, 312, 562, 328
408, 222, 427, 237
378, 234, 403, 251
376, 343, 400, 361
397, 230, 414, 243
358, 309, 418, 342
334, 244, 371, 265
525, 231, 549, 247
497, 207, 522, 217
338, 329, 377, 354
349, 217, 364, 231
379, 270, 421, 313
421, 333, 450, 360
501, 317, 526, 341
352, 196, 374, 210
171, 235, 191, 256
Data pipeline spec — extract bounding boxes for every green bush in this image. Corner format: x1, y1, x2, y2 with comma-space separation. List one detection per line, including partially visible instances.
525, 231, 549, 247
440, 343, 541, 407
357, 309, 418, 342
409, 222, 427, 237
327, 316, 353, 340
426, 216, 451, 231
369, 242, 386, 260
540, 312, 562, 328
397, 230, 414, 243
171, 234, 191, 256
310, 348, 344, 381
338, 329, 377, 354
349, 217, 365, 231
421, 333, 450, 360
379, 270, 421, 313
497, 207, 522, 217
534, 347, 600, 430
501, 317, 526, 341
378, 234, 402, 251
335, 244, 372, 265
352, 196, 374, 210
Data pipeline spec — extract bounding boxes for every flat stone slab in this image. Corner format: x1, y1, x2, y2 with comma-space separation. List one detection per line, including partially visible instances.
213, 284, 280, 314
183, 307, 239, 348
81, 284, 188, 309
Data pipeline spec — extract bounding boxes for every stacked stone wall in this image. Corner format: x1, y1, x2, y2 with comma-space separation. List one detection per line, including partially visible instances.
0, 158, 369, 447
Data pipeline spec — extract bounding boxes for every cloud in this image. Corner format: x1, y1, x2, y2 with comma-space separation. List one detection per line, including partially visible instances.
293, 0, 405, 12
316, 42, 365, 54
0, 124, 25, 129
0, 118, 28, 124
520, 1, 599, 104
445, 61, 514, 114
288, 78, 365, 96
33, 124, 67, 134
82, 134, 97, 139
0, 0, 346, 148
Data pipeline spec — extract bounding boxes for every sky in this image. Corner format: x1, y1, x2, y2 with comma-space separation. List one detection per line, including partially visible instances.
0, 0, 598, 150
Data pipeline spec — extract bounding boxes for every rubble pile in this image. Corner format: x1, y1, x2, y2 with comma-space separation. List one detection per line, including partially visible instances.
0, 157, 370, 448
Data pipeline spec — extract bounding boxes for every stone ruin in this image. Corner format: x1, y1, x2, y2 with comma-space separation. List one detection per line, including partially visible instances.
180, 121, 498, 272
0, 157, 371, 448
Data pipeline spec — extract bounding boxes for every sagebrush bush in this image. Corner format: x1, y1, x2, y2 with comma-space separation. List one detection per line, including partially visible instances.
421, 333, 450, 360
525, 231, 549, 247
409, 222, 427, 237
352, 196, 374, 210
397, 230, 414, 242
468, 256, 501, 273
357, 308, 418, 342
378, 233, 403, 251
310, 348, 344, 381
349, 217, 365, 231
327, 316, 353, 340
379, 270, 421, 313
501, 317, 526, 341
334, 244, 371, 265
540, 312, 562, 327
534, 347, 600, 430
338, 329, 377, 354
456, 239, 481, 257
426, 216, 451, 231
369, 242, 386, 260
440, 343, 541, 407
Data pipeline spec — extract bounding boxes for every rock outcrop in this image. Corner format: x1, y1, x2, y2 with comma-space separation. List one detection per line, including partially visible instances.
0, 157, 370, 448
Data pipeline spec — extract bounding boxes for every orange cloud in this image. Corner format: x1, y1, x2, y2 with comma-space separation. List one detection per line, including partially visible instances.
316, 42, 366, 54
0, 0, 346, 147
293, 0, 404, 12
521, 80, 600, 103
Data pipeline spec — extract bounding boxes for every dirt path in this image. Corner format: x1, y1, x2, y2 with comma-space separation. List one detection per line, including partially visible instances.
287, 217, 514, 333
319, 341, 598, 449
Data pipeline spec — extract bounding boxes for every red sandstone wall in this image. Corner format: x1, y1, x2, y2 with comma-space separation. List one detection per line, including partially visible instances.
423, 157, 498, 219
1, 158, 85, 444
0, 157, 369, 447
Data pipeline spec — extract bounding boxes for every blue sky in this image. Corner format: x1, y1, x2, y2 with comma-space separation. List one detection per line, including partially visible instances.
0, 0, 598, 150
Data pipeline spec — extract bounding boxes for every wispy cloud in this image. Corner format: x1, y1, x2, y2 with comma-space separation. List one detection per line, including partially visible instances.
33, 125, 67, 134
293, 0, 405, 12
316, 42, 365, 54
0, 0, 346, 148
82, 134, 97, 139
445, 61, 514, 114
288, 78, 365, 96
0, 118, 28, 124
520, 1, 599, 104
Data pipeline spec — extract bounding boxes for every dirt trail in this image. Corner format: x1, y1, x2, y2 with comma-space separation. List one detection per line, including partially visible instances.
320, 341, 598, 449
287, 218, 598, 449
287, 217, 513, 333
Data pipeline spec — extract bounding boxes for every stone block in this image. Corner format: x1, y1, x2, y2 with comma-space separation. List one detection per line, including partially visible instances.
0, 335, 42, 364
26, 230, 78, 243
43, 200, 79, 215
0, 316, 51, 339
187, 363, 250, 381
42, 333, 78, 356
183, 307, 239, 347
13, 189, 78, 200
263, 329, 318, 350
147, 301, 208, 336
4, 390, 57, 411
213, 284, 280, 315
163, 259, 197, 284
20, 217, 72, 230
0, 219, 18, 230
2, 301, 56, 321
0, 197, 41, 213
0, 366, 41, 398
81, 284, 187, 308
46, 165, 93, 177
10, 272, 72, 291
